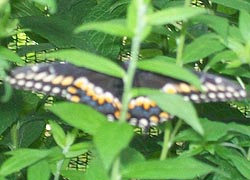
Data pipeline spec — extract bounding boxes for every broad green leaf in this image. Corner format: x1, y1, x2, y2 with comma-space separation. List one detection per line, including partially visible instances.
49, 102, 107, 135
0, 149, 49, 176
183, 34, 225, 63
49, 120, 66, 148
27, 160, 50, 180
216, 146, 250, 179
239, 10, 250, 43
0, 47, 23, 65
192, 15, 229, 38
60, 170, 85, 180
138, 58, 202, 89
122, 157, 215, 179
75, 19, 133, 37
83, 155, 109, 180
204, 50, 237, 71
149, 92, 203, 135
148, 7, 206, 26
47, 50, 125, 78
94, 122, 134, 170
212, 0, 250, 12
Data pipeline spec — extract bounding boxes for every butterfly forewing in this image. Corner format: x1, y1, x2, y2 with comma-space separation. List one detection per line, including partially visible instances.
7, 62, 248, 129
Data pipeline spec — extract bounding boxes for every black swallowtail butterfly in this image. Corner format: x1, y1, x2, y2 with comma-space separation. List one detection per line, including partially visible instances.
7, 62, 247, 129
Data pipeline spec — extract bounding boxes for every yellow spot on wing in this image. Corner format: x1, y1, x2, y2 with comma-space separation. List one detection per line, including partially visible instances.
179, 83, 191, 93
159, 112, 169, 119
71, 95, 80, 102
67, 86, 77, 94
150, 115, 159, 123
52, 75, 64, 85
61, 76, 74, 86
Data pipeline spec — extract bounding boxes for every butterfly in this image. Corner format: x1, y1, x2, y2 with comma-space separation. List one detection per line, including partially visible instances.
7, 62, 247, 129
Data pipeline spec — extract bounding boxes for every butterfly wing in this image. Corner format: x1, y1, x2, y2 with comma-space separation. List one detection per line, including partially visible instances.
7, 62, 123, 119
134, 69, 247, 103
7, 62, 248, 129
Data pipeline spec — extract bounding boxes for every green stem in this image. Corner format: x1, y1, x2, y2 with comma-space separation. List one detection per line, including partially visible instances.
160, 122, 172, 160
54, 144, 71, 180
111, 157, 121, 180
160, 120, 182, 160
176, 0, 190, 66
120, 0, 148, 122
10, 121, 20, 150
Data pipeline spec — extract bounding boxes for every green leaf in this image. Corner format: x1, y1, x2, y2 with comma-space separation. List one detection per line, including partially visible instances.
192, 15, 229, 38
0, 149, 49, 176
66, 142, 91, 158
47, 49, 125, 78
122, 157, 215, 179
212, 0, 250, 12
148, 7, 206, 26
216, 146, 250, 179
138, 58, 202, 89
239, 10, 250, 43
60, 170, 85, 180
0, 47, 24, 65
94, 122, 134, 170
75, 19, 133, 37
183, 34, 225, 63
27, 160, 50, 180
204, 50, 237, 71
49, 120, 66, 148
83, 155, 109, 180
49, 102, 107, 135
149, 92, 203, 135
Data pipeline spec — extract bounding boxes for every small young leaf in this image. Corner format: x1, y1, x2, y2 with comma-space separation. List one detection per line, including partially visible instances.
49, 120, 66, 148
66, 142, 91, 158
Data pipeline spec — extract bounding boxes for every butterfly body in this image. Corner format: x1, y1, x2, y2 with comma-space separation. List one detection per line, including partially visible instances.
7, 62, 247, 129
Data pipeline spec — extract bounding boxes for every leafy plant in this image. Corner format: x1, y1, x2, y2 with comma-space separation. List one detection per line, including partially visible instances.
0, 0, 250, 180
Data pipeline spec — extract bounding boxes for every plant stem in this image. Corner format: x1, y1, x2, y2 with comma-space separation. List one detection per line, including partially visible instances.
54, 144, 71, 180
176, 0, 190, 66
10, 121, 20, 150
111, 1, 148, 179
160, 122, 172, 160
160, 120, 182, 160
120, 0, 147, 123
111, 157, 121, 180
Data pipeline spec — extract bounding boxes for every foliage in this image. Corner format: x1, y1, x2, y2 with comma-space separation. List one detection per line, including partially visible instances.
0, 0, 250, 180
